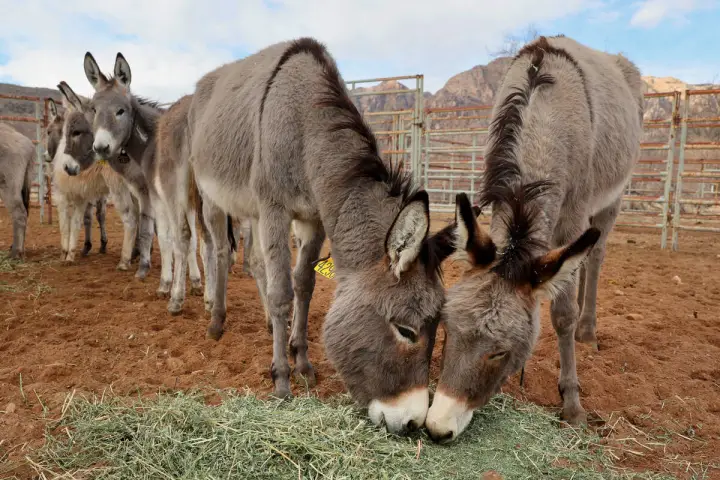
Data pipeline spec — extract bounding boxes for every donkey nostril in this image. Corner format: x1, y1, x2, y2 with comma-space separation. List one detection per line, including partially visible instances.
406, 420, 419, 432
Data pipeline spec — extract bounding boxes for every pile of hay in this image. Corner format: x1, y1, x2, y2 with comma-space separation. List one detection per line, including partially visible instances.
28, 391, 668, 479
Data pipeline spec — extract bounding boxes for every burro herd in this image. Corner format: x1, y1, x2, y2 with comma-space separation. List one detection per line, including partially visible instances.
0, 34, 642, 443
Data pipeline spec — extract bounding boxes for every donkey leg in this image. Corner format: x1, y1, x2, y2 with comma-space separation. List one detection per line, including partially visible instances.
168, 206, 192, 314
246, 218, 270, 333
66, 204, 85, 263
97, 198, 108, 254
115, 193, 137, 271
7, 198, 28, 260
242, 220, 253, 277
575, 198, 621, 349
186, 209, 203, 296
57, 200, 70, 260
82, 202, 93, 257
198, 205, 216, 313
134, 199, 155, 280
289, 219, 325, 388
257, 206, 294, 399
550, 279, 586, 426
203, 199, 230, 341
155, 205, 174, 298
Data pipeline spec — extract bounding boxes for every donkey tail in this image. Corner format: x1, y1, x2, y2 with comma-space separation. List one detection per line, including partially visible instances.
22, 156, 33, 216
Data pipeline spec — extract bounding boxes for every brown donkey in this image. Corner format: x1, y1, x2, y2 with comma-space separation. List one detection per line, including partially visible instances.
426, 35, 643, 442
184, 38, 458, 434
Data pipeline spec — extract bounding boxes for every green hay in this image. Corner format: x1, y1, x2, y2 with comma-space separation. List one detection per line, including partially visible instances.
27, 391, 671, 480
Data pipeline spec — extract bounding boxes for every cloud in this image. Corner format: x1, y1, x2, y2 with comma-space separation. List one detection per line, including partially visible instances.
0, 0, 599, 101
630, 0, 717, 28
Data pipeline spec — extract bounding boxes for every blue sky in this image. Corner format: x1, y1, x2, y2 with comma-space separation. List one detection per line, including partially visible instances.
0, 0, 717, 102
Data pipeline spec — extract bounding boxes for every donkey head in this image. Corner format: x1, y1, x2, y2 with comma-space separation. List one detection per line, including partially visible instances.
45, 98, 64, 162
323, 189, 458, 434
425, 193, 600, 443
50, 82, 96, 176
83, 52, 134, 161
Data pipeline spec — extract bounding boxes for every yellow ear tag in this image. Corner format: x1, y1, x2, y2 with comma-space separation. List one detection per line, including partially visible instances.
313, 257, 335, 279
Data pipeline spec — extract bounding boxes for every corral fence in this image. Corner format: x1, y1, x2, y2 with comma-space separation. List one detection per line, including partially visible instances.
1, 77, 716, 251
347, 76, 720, 251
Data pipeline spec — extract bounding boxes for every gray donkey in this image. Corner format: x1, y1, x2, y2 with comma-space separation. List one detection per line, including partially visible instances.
185, 37, 457, 434
425, 35, 643, 443
46, 94, 142, 268
81, 54, 236, 305
54, 79, 156, 280
0, 122, 34, 259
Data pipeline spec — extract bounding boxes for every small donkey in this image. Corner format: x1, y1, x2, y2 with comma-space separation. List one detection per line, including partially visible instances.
0, 122, 34, 259
185, 37, 457, 434
48, 87, 141, 269
425, 35, 643, 442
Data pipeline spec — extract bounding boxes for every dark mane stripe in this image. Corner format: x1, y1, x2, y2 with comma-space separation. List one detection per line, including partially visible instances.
479, 36, 563, 284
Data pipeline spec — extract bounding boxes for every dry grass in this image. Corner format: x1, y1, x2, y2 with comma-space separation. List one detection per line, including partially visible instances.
21, 390, 673, 480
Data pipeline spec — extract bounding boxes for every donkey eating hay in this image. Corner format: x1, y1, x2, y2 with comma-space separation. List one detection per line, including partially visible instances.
425, 35, 643, 442
185, 37, 458, 434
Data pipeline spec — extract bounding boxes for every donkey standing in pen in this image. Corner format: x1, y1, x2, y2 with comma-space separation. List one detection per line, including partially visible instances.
81, 54, 237, 305
425, 35, 644, 443
48, 91, 142, 268
0, 122, 34, 259
54, 80, 156, 281
185, 37, 458, 434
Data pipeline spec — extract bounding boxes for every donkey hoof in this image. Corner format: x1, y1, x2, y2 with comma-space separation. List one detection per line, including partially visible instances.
561, 406, 588, 427
8, 249, 23, 261
167, 299, 183, 316
135, 265, 150, 280
99, 241, 108, 254
574, 326, 598, 346
206, 323, 224, 341
190, 283, 203, 296
156, 287, 171, 299
82, 241, 92, 257
294, 366, 317, 388
116, 261, 130, 271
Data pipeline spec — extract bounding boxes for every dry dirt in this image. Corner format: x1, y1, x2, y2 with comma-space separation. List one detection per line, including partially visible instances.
1, 206, 719, 479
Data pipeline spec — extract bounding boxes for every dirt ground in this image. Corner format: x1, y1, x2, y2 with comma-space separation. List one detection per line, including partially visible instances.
1, 206, 719, 479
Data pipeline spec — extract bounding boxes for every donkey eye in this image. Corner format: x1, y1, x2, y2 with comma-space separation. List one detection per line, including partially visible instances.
116, 108, 125, 116
392, 323, 418, 343
71, 130, 81, 137
488, 351, 508, 361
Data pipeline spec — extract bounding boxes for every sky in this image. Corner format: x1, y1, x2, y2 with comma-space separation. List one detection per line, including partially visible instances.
0, 0, 717, 103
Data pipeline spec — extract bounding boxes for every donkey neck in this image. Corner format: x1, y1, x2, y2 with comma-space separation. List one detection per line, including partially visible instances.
124, 98, 162, 165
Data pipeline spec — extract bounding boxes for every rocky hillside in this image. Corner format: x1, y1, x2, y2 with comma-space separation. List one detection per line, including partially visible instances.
0, 83, 63, 139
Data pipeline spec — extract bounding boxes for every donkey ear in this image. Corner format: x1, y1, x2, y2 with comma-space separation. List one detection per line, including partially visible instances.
531, 227, 601, 299
385, 190, 430, 278
114, 53, 131, 87
84, 52, 106, 90
57, 82, 83, 111
48, 98, 58, 118
452, 192, 496, 266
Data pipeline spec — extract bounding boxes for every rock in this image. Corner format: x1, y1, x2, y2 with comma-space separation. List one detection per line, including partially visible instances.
127, 333, 135, 340
482, 472, 504, 480
626, 313, 644, 321
614, 289, 625, 296
627, 238, 637, 244
5, 402, 16, 414
672, 275, 682, 285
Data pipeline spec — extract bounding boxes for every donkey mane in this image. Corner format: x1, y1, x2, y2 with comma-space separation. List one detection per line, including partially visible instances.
259, 37, 447, 276
478, 36, 594, 284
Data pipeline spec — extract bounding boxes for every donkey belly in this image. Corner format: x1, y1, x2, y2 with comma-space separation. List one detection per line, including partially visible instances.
194, 174, 256, 219
588, 171, 630, 217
